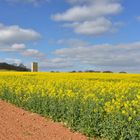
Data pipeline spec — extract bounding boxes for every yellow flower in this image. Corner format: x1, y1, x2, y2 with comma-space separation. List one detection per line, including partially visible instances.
128, 117, 132, 121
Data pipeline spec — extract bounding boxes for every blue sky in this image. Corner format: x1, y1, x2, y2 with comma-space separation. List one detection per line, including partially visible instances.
0, 0, 140, 72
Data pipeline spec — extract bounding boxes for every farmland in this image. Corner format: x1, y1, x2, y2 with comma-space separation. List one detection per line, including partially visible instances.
0, 72, 140, 140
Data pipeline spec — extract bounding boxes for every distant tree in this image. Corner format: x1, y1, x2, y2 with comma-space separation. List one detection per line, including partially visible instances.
12, 63, 18, 66
88, 70, 95, 73
0, 62, 30, 71
70, 70, 76, 73
19, 63, 26, 68
119, 71, 127, 74
103, 71, 113, 73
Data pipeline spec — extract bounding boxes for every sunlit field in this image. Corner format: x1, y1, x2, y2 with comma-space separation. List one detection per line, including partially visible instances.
0, 72, 140, 139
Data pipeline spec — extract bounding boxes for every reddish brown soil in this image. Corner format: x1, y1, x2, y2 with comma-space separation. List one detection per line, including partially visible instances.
0, 100, 88, 140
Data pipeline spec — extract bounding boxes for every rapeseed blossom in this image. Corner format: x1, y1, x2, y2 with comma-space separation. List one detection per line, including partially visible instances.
0, 72, 140, 139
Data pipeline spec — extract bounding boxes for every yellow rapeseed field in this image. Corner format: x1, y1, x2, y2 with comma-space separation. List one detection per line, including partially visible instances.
0, 72, 140, 139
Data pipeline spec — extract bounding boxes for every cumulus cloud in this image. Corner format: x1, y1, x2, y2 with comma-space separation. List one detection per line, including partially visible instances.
0, 43, 26, 52
0, 23, 41, 44
53, 2, 122, 21
0, 23, 44, 60
11, 43, 26, 50
66, 0, 121, 5
44, 41, 140, 72
50, 38, 89, 47
52, 0, 123, 36
21, 49, 44, 58
65, 17, 114, 35
39, 57, 76, 71
0, 58, 22, 64
0, 42, 44, 60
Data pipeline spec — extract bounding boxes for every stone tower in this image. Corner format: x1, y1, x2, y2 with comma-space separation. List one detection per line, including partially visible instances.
31, 62, 38, 72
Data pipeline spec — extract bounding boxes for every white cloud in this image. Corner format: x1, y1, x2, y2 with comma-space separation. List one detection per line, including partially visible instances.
21, 49, 44, 58
0, 23, 41, 44
0, 43, 26, 52
0, 42, 44, 59
52, 0, 123, 36
66, 0, 121, 5
40, 58, 75, 70
0, 58, 22, 64
53, 2, 122, 22
11, 43, 26, 50
45, 41, 140, 72
0, 23, 44, 59
68, 17, 113, 35
66, 0, 92, 4
52, 38, 89, 47
0, 44, 44, 60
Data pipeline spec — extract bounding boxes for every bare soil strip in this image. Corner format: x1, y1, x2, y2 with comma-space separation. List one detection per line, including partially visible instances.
0, 100, 88, 140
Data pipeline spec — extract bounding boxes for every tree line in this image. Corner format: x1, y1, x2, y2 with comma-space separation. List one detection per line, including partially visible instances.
0, 63, 31, 71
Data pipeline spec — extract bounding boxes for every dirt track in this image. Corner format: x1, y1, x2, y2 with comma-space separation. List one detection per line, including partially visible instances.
0, 100, 88, 140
